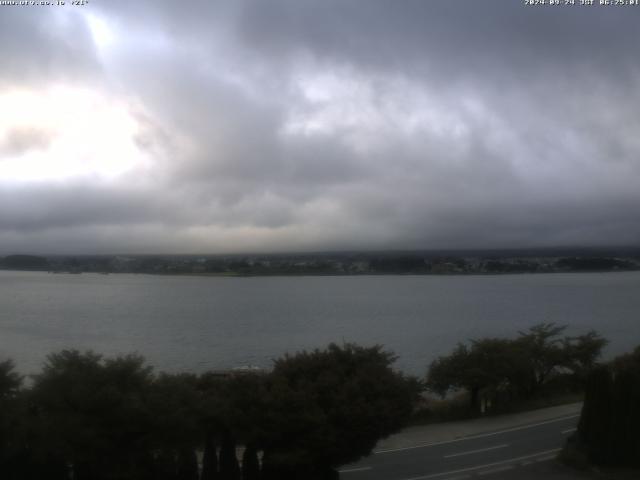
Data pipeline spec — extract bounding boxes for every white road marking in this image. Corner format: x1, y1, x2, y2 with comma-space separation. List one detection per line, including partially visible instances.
375, 415, 579, 454
561, 428, 577, 434
338, 466, 372, 473
443, 444, 509, 459
478, 465, 514, 475
398, 448, 562, 480
535, 454, 557, 462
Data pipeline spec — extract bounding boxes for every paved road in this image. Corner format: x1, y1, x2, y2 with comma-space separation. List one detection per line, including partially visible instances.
339, 413, 579, 480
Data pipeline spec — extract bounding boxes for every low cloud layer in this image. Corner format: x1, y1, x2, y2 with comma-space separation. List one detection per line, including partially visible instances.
1, 1, 639, 254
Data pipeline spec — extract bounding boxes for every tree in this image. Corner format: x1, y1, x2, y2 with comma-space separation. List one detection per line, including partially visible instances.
201, 432, 219, 480
147, 373, 202, 479
219, 430, 241, 480
427, 339, 527, 411
0, 360, 22, 399
516, 323, 607, 395
575, 346, 640, 467
2, 343, 422, 480
1, 255, 49, 270
0, 360, 25, 479
562, 330, 608, 381
241, 444, 260, 480
426, 324, 607, 412
515, 323, 568, 393
577, 365, 614, 464
426, 343, 470, 398
259, 344, 420, 479
29, 350, 156, 480
198, 372, 269, 480
177, 447, 199, 480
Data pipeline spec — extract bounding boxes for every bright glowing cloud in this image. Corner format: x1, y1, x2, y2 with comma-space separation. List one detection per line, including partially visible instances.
86, 14, 116, 49
0, 86, 152, 183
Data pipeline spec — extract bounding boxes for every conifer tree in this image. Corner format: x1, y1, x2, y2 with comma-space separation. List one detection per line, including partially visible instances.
155, 449, 179, 480
177, 447, 199, 480
201, 433, 219, 480
241, 444, 260, 480
578, 365, 613, 464
219, 431, 240, 480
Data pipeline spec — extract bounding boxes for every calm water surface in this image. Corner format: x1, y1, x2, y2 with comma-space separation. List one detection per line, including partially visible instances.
1, 270, 639, 375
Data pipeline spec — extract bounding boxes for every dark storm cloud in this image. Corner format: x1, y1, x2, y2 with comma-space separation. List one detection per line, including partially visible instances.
1, 1, 639, 253
0, 184, 171, 232
98, 0, 639, 80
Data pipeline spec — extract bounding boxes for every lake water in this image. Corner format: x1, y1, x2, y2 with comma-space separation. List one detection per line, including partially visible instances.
1, 270, 639, 376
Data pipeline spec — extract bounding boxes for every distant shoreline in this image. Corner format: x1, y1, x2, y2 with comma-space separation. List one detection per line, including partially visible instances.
2, 252, 639, 277
2, 267, 639, 278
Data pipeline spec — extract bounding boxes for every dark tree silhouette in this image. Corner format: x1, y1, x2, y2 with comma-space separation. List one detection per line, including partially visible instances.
427, 323, 607, 412
241, 444, 260, 480
0, 360, 25, 480
219, 430, 241, 480
155, 449, 179, 480
574, 346, 640, 467
0, 360, 22, 399
427, 339, 524, 411
177, 447, 199, 480
259, 343, 419, 479
1, 343, 420, 480
201, 432, 220, 480
29, 350, 156, 480
577, 365, 614, 464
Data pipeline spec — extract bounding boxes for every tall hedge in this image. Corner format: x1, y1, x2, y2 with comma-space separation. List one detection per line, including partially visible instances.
576, 347, 640, 467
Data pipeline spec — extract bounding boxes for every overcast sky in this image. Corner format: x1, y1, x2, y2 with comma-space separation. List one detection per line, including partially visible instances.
1, 1, 639, 255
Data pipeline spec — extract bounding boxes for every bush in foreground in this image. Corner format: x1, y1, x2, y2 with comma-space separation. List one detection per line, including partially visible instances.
259, 344, 420, 479
568, 346, 640, 468
0, 344, 419, 480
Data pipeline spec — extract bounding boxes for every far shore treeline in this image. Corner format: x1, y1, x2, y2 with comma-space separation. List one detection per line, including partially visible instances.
1, 249, 639, 276
1, 325, 637, 479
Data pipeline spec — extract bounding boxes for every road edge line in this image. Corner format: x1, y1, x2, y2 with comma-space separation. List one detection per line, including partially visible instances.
375, 414, 579, 454
400, 448, 562, 480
